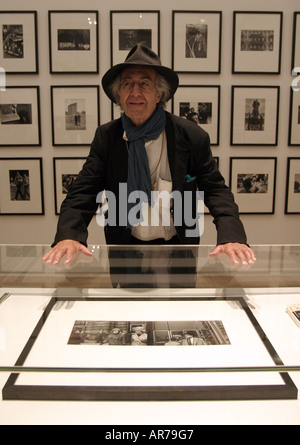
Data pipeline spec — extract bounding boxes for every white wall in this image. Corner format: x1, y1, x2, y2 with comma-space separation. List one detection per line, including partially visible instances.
0, 0, 299, 246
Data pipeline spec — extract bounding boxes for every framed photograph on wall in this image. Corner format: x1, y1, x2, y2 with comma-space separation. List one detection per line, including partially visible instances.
0, 10, 38, 74
48, 10, 99, 74
231, 86, 279, 146
172, 85, 220, 145
292, 12, 300, 72
0, 86, 41, 146
53, 157, 86, 214
285, 157, 300, 214
51, 85, 100, 146
232, 11, 282, 74
289, 87, 300, 146
172, 11, 222, 73
110, 10, 160, 66
229, 157, 277, 214
0, 158, 44, 215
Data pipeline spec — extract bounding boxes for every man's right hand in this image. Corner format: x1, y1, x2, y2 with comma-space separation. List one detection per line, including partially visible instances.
42, 240, 93, 265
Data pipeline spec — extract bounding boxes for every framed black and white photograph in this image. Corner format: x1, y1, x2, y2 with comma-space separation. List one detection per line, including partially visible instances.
51, 85, 99, 146
0, 86, 41, 146
53, 157, 86, 214
285, 158, 300, 214
110, 11, 160, 66
48, 10, 99, 74
172, 85, 220, 145
232, 11, 282, 74
0, 158, 44, 215
292, 12, 300, 72
230, 157, 277, 214
0, 10, 38, 74
172, 11, 222, 73
289, 87, 300, 146
231, 86, 279, 146
2, 295, 297, 401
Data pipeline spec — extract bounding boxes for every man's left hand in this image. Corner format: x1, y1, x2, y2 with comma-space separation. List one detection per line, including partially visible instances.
209, 243, 256, 265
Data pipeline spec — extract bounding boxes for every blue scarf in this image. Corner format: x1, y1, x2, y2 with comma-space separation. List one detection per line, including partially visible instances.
122, 106, 166, 225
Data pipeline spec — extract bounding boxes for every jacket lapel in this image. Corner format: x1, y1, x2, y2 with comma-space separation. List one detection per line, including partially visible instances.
165, 112, 190, 193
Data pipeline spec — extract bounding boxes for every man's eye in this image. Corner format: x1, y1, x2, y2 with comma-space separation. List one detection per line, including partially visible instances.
141, 81, 152, 88
122, 80, 132, 88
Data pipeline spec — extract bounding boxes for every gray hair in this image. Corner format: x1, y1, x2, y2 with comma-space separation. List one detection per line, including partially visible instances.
109, 71, 171, 108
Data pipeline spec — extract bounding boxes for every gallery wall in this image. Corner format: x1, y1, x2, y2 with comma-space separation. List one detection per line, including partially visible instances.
0, 0, 299, 247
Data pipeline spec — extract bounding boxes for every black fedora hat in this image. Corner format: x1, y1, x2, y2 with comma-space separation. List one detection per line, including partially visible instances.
101, 44, 179, 103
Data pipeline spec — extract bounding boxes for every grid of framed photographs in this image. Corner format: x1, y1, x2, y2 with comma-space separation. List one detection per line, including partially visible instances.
0, 8, 299, 219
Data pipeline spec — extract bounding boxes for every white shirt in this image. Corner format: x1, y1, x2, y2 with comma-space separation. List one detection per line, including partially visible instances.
124, 131, 177, 241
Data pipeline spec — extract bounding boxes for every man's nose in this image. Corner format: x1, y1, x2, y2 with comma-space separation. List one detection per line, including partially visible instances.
130, 81, 143, 94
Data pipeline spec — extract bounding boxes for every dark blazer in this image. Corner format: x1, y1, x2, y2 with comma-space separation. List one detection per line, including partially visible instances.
53, 111, 247, 246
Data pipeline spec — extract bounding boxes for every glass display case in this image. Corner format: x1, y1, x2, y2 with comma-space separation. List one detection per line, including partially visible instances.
0, 244, 299, 406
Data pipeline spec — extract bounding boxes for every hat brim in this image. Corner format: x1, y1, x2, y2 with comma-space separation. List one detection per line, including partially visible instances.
101, 62, 179, 103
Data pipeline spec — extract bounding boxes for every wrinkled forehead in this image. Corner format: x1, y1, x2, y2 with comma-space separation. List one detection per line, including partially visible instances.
120, 65, 157, 80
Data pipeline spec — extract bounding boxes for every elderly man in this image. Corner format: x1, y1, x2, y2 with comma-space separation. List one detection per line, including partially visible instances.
43, 44, 256, 266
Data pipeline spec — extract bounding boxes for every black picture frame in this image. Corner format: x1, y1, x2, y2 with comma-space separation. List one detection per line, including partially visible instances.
0, 157, 44, 215
48, 10, 99, 74
2, 296, 297, 401
0, 86, 41, 146
232, 11, 283, 74
172, 85, 220, 145
291, 12, 300, 73
229, 157, 277, 214
0, 10, 38, 74
50, 85, 100, 146
231, 86, 280, 146
285, 157, 300, 214
110, 10, 160, 67
53, 157, 86, 214
172, 10, 222, 73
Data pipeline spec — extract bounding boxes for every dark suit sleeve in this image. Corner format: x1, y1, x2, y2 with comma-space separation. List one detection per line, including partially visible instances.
190, 130, 248, 246
52, 127, 107, 246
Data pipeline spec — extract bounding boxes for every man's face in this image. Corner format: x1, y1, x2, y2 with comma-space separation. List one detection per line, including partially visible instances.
119, 66, 161, 126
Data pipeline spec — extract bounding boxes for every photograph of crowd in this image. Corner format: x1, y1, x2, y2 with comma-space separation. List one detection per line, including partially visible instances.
179, 101, 212, 125
68, 319, 231, 346
2, 24, 23, 58
240, 30, 274, 51
57, 29, 90, 51
237, 173, 268, 194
